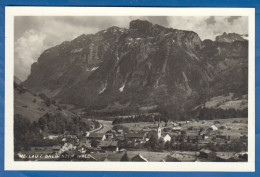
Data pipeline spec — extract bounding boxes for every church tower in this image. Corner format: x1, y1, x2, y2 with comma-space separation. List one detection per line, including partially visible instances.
157, 118, 161, 139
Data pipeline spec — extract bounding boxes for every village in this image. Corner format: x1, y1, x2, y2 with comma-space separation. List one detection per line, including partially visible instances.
16, 116, 248, 162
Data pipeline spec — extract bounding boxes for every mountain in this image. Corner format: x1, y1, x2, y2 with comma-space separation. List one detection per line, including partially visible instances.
23, 20, 248, 115
14, 77, 76, 121
215, 32, 246, 43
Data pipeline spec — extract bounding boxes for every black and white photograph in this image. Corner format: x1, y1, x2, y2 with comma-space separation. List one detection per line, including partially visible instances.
5, 7, 255, 171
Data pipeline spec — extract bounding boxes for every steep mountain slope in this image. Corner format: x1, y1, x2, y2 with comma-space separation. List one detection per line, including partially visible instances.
14, 76, 75, 121
200, 39, 248, 95
23, 20, 248, 114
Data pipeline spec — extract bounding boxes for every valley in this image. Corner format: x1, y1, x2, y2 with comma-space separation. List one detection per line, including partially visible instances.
14, 19, 249, 162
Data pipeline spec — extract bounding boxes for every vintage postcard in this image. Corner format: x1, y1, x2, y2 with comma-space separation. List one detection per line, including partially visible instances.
5, 7, 255, 171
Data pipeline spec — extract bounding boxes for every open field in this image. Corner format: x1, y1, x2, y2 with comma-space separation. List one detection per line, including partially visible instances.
182, 118, 247, 127
204, 93, 248, 110
119, 122, 158, 130
14, 89, 75, 121
118, 118, 247, 131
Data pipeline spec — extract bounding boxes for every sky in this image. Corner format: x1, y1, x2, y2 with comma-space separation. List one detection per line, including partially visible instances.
14, 16, 248, 81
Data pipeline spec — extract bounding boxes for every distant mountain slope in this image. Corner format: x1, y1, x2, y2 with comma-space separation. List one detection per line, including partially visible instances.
193, 93, 248, 111
14, 78, 75, 121
22, 20, 248, 114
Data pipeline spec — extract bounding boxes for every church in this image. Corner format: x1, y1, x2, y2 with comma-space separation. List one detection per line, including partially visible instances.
157, 118, 162, 139
157, 118, 171, 142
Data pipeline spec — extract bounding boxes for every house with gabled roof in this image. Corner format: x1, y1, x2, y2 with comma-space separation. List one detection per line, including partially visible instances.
87, 133, 106, 141
131, 154, 148, 162
99, 140, 118, 152
105, 132, 114, 139
161, 133, 171, 142
125, 132, 146, 143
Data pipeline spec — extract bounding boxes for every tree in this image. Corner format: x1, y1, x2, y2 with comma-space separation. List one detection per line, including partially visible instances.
124, 137, 129, 147
90, 139, 99, 148
148, 133, 159, 150
14, 114, 43, 152
165, 141, 171, 150
158, 138, 165, 150
94, 121, 100, 129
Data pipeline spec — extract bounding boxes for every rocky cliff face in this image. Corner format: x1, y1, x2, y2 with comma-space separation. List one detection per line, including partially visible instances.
23, 20, 248, 113
215, 32, 246, 43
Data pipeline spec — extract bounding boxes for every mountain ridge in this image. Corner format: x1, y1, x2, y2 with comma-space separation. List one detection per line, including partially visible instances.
22, 19, 248, 115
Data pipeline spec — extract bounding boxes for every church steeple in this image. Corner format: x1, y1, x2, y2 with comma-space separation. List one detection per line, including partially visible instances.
157, 118, 161, 139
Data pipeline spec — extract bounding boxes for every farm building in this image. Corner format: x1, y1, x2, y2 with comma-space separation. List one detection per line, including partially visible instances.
211, 125, 218, 131
185, 131, 203, 143
125, 132, 146, 142
117, 129, 124, 134
87, 133, 106, 141
46, 134, 59, 140
105, 132, 114, 139
162, 134, 171, 142
99, 140, 118, 152
78, 142, 93, 153
114, 133, 124, 140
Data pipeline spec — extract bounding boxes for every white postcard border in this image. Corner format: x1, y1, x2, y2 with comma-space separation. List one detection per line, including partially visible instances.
5, 7, 255, 171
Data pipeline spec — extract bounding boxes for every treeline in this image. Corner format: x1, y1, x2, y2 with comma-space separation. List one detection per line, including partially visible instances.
193, 107, 248, 120
14, 114, 62, 151
113, 115, 153, 124
83, 109, 140, 118
112, 107, 248, 124
112, 114, 169, 125
14, 113, 95, 152
15, 114, 42, 151
38, 112, 92, 134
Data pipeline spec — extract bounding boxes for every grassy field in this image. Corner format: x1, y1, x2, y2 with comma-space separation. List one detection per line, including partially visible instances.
14, 89, 75, 121
182, 118, 247, 127
119, 122, 159, 132
204, 93, 248, 110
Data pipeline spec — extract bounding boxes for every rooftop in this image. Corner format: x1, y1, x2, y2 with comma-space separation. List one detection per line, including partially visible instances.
88, 133, 105, 138
100, 140, 118, 147
126, 133, 144, 138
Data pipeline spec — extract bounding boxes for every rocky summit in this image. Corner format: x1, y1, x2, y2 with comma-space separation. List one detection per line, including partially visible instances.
215, 32, 246, 43
23, 19, 248, 113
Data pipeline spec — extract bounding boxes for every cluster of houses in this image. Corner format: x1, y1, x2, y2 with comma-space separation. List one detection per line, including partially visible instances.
39, 120, 172, 156
17, 118, 248, 162
159, 120, 248, 148
44, 119, 247, 155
